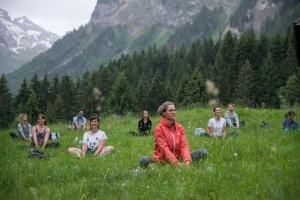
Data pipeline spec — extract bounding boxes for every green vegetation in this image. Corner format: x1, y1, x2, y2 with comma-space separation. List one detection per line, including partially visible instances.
0, 107, 299, 199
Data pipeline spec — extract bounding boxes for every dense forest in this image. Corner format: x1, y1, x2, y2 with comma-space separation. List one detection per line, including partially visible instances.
0, 29, 299, 128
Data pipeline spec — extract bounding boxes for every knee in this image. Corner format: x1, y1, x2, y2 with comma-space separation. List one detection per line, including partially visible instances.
108, 146, 114, 152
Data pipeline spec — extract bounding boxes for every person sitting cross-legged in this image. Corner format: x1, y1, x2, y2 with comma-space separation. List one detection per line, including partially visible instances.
68, 115, 114, 158
208, 107, 227, 139
139, 101, 207, 167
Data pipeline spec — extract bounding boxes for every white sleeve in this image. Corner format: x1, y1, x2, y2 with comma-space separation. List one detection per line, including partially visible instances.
235, 113, 240, 128
99, 131, 107, 140
82, 132, 88, 144
208, 119, 213, 127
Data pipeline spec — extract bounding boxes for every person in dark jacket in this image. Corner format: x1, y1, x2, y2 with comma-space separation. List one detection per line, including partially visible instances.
282, 111, 298, 131
138, 110, 152, 135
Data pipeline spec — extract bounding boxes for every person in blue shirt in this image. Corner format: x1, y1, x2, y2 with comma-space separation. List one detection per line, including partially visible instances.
69, 109, 87, 130
282, 111, 298, 130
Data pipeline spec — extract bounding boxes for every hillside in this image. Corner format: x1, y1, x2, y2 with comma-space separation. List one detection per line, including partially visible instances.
7, 0, 300, 91
0, 107, 299, 199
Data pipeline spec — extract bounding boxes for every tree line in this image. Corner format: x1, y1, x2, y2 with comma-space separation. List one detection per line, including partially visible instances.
0, 29, 299, 128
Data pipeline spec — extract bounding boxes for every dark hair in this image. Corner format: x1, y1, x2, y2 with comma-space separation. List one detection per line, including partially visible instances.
37, 114, 47, 125
286, 111, 296, 117
89, 115, 100, 129
158, 102, 175, 116
213, 107, 221, 112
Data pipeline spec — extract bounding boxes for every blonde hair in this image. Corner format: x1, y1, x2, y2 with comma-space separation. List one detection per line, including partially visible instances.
19, 113, 28, 122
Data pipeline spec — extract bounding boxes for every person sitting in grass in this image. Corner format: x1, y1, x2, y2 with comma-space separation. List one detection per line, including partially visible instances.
15, 113, 32, 141
31, 114, 52, 148
208, 107, 227, 138
140, 101, 207, 167
282, 111, 298, 131
224, 103, 239, 128
68, 115, 114, 158
138, 110, 152, 135
68, 109, 87, 130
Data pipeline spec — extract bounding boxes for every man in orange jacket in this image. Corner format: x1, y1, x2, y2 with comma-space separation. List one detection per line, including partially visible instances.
140, 101, 207, 167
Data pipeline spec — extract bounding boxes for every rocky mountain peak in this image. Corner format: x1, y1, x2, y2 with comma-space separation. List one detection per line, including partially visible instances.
90, 0, 240, 30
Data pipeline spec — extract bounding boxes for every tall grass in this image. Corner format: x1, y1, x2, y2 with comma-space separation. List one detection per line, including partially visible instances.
0, 107, 299, 199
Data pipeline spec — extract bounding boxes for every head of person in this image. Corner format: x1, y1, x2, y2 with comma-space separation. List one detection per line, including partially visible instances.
287, 111, 296, 121
227, 103, 234, 112
37, 114, 47, 126
19, 113, 28, 125
213, 107, 222, 118
158, 101, 176, 121
78, 109, 84, 117
89, 115, 100, 130
142, 110, 149, 119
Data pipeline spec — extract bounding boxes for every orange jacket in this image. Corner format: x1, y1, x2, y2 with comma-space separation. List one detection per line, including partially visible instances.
152, 118, 192, 166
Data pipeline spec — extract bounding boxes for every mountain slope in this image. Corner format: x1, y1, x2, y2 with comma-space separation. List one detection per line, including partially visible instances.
0, 8, 59, 74
7, 0, 300, 91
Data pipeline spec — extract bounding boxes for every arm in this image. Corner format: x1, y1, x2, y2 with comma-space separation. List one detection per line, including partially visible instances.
17, 123, 26, 140
235, 113, 239, 128
94, 139, 106, 156
82, 117, 87, 129
32, 127, 39, 148
42, 127, 51, 149
155, 127, 179, 166
222, 120, 226, 138
81, 143, 88, 158
179, 127, 192, 165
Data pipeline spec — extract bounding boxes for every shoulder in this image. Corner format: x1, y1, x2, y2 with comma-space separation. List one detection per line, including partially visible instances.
208, 118, 215, 123
221, 118, 226, 123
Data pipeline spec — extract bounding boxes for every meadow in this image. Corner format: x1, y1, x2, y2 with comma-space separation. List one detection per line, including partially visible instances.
0, 107, 299, 200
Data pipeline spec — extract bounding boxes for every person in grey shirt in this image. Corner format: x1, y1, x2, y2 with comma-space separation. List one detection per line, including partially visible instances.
224, 104, 239, 128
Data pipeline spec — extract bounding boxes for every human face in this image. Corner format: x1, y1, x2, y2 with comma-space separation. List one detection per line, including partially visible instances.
228, 104, 234, 111
288, 114, 295, 121
214, 107, 221, 118
90, 118, 99, 130
37, 116, 45, 126
79, 110, 84, 116
22, 115, 28, 124
163, 104, 176, 120
143, 111, 149, 118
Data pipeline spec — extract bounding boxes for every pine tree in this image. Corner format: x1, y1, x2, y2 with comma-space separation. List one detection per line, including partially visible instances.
39, 74, 50, 112
0, 75, 15, 128
135, 75, 151, 112
183, 63, 207, 105
25, 92, 40, 123
235, 60, 256, 106
148, 70, 170, 113
282, 34, 299, 81
15, 79, 31, 112
48, 74, 60, 103
108, 72, 134, 115
261, 52, 281, 108
46, 94, 65, 123
60, 74, 75, 121
280, 69, 300, 105
213, 31, 237, 104
236, 28, 257, 68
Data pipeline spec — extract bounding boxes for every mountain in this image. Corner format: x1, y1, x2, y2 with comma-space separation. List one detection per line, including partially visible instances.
7, 0, 300, 91
0, 8, 59, 74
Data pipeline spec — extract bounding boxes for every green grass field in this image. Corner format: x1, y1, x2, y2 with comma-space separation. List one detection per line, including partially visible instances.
0, 107, 300, 200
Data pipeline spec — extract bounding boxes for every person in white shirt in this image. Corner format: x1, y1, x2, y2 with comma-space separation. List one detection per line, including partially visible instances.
208, 107, 226, 138
224, 103, 239, 128
68, 115, 114, 158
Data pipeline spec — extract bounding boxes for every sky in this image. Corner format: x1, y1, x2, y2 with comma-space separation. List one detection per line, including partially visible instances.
0, 0, 98, 36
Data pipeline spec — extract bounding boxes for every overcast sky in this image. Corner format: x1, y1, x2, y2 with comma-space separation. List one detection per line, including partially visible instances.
0, 0, 98, 36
